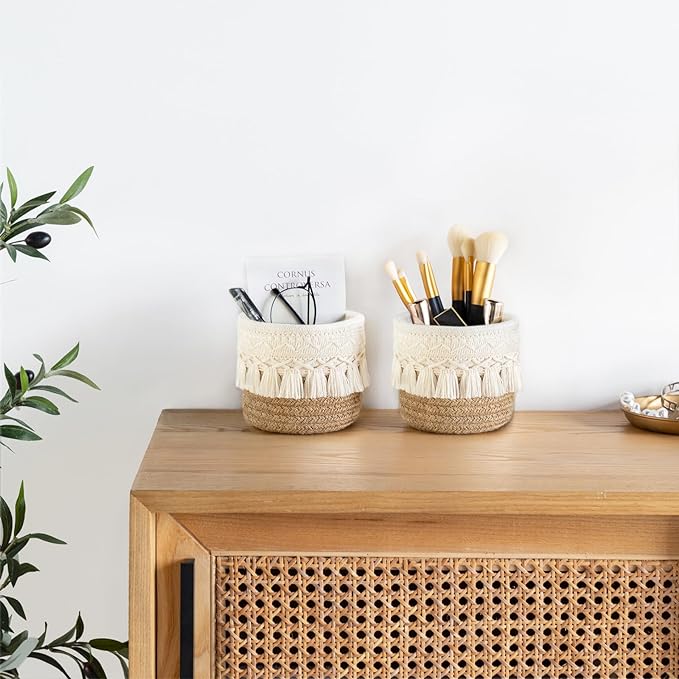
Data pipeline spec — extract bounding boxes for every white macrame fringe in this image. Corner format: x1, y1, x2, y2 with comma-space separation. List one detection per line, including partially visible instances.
392, 360, 521, 400
434, 368, 459, 399
259, 365, 280, 398
238, 359, 368, 400
460, 366, 483, 399
359, 355, 371, 388
501, 362, 522, 393
482, 364, 504, 398
401, 364, 417, 394
328, 366, 351, 398
236, 360, 247, 390
414, 366, 436, 397
305, 367, 327, 399
391, 356, 402, 390
244, 364, 261, 394
279, 367, 304, 399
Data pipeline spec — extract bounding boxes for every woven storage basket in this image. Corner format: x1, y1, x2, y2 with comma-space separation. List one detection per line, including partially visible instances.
393, 314, 520, 434
237, 311, 369, 434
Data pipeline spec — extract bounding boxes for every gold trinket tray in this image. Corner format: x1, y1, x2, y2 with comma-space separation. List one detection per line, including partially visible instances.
623, 394, 679, 435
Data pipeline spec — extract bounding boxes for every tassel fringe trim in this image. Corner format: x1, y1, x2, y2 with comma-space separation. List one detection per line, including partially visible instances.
238, 360, 370, 400
392, 361, 521, 399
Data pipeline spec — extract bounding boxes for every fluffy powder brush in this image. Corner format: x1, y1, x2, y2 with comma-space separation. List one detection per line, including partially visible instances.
469, 231, 509, 325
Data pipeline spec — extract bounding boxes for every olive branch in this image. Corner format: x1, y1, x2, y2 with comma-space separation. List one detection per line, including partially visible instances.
0, 168, 128, 678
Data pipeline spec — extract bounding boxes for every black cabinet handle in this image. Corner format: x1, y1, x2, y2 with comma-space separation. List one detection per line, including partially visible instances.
180, 559, 194, 679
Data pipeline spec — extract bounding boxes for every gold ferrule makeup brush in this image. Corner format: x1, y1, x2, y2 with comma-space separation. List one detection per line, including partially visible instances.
385, 260, 414, 308
398, 269, 416, 303
447, 226, 468, 321
416, 250, 444, 317
461, 236, 475, 319
469, 231, 509, 325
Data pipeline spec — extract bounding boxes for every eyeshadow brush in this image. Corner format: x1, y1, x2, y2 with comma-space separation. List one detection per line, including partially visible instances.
384, 260, 414, 307
447, 226, 468, 321
398, 269, 416, 304
416, 250, 444, 317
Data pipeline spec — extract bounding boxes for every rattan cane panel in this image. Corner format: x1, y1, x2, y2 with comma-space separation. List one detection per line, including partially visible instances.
215, 556, 679, 679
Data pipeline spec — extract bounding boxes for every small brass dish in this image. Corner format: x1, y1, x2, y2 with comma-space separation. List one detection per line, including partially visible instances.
622, 394, 679, 435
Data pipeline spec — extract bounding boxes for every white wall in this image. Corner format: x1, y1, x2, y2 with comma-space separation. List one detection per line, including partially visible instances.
1, 0, 679, 671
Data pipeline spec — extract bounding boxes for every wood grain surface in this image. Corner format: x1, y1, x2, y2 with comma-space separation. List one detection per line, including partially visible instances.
132, 409, 679, 515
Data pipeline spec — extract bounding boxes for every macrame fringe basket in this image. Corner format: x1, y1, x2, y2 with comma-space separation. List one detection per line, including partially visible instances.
393, 314, 521, 434
237, 311, 369, 434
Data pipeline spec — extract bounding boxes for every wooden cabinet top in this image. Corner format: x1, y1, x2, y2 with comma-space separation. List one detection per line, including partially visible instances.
131, 409, 679, 516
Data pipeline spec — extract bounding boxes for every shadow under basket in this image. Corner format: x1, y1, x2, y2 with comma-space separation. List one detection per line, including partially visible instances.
393, 314, 521, 434
236, 311, 369, 435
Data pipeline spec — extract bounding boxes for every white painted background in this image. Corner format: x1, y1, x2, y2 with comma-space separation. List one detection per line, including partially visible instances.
1, 0, 679, 673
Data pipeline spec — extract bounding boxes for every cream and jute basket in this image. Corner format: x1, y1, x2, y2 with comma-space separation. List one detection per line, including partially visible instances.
237, 311, 369, 434
393, 314, 521, 434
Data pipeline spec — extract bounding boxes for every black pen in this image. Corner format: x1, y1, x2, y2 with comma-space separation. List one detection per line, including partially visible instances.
229, 288, 265, 322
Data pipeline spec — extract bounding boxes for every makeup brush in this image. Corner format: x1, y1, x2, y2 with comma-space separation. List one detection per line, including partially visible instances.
469, 231, 509, 325
447, 226, 468, 321
416, 250, 444, 317
398, 269, 416, 304
385, 260, 414, 308
461, 236, 475, 318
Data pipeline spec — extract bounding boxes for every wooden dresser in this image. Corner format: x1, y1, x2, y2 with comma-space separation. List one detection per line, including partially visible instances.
129, 409, 679, 679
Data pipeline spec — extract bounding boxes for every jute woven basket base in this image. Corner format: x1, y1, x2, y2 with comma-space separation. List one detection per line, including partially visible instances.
216, 555, 679, 679
242, 391, 361, 435
399, 391, 515, 434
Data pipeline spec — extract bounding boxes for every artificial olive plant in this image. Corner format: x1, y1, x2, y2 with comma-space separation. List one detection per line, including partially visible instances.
0, 167, 128, 678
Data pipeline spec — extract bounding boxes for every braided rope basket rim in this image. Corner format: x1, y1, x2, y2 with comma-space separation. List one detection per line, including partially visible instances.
242, 390, 361, 435
399, 391, 515, 434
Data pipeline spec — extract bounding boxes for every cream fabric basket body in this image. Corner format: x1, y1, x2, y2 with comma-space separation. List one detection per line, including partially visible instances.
393, 314, 521, 434
237, 311, 369, 434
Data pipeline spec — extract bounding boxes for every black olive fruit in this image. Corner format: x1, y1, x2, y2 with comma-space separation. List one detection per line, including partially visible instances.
14, 370, 35, 389
25, 231, 51, 249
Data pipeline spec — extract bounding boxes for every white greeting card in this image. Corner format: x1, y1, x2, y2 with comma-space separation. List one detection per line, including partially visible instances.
245, 255, 346, 324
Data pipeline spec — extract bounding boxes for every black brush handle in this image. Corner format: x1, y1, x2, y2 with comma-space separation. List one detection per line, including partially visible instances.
453, 299, 467, 324
468, 303, 485, 326
428, 296, 444, 317
464, 291, 472, 319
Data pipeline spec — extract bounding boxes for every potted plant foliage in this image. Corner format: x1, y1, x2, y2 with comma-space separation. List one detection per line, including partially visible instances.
0, 167, 128, 678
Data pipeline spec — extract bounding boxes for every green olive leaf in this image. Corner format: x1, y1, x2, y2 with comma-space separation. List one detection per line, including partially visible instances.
64, 205, 97, 235
19, 396, 59, 416
30, 384, 77, 403
49, 369, 99, 390
0, 495, 13, 550
0, 425, 41, 441
50, 343, 79, 371
13, 244, 49, 261
59, 166, 93, 204
11, 192, 56, 222
6, 169, 17, 209
14, 481, 25, 537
